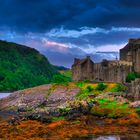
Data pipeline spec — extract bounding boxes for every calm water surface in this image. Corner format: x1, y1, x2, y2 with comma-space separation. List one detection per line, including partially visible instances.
72, 135, 140, 140
0, 93, 11, 99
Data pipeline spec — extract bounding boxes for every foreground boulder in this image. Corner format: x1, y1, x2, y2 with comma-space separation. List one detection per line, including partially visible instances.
0, 83, 138, 122
129, 101, 140, 108
0, 84, 80, 112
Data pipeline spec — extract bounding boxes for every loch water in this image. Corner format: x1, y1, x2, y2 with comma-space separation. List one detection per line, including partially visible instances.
0, 93, 11, 99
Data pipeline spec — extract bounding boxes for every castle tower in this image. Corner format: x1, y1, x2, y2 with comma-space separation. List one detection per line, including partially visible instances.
135, 48, 140, 72
127, 51, 132, 62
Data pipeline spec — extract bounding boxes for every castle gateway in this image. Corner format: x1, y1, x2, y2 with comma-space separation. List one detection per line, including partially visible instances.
72, 39, 140, 83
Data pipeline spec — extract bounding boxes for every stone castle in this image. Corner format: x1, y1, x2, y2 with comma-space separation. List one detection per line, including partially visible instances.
72, 38, 140, 83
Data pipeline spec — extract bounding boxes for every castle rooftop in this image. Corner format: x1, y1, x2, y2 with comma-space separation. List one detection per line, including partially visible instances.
129, 38, 140, 44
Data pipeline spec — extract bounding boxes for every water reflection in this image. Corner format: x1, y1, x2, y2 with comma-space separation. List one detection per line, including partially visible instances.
94, 136, 120, 140
0, 93, 11, 99
71, 135, 140, 140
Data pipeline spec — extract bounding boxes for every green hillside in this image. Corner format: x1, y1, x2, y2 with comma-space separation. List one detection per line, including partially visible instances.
0, 40, 58, 91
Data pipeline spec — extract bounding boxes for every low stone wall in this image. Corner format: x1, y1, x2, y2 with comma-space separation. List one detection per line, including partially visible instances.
125, 78, 140, 101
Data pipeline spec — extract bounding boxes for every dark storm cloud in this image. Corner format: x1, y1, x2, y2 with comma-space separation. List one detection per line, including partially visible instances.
1, 0, 140, 67
0, 0, 97, 32
0, 0, 140, 32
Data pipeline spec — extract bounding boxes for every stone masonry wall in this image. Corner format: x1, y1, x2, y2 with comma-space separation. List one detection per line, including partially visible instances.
120, 39, 140, 72
125, 78, 140, 101
93, 60, 132, 83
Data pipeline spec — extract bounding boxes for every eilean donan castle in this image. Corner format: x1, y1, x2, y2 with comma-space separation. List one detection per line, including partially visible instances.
72, 39, 140, 83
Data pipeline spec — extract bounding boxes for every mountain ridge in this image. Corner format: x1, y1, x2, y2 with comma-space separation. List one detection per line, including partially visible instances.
0, 40, 59, 91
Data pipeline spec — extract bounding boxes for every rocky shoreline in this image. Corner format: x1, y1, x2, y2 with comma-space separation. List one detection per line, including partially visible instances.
0, 83, 140, 139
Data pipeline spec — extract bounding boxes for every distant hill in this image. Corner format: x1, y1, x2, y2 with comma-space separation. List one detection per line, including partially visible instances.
0, 40, 59, 91
53, 65, 69, 71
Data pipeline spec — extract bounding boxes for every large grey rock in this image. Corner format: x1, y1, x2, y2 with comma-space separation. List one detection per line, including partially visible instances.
129, 101, 140, 108
0, 84, 80, 112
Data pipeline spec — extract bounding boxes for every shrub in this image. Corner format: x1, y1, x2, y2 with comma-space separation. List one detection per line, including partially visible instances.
86, 85, 94, 92
75, 82, 84, 88
126, 73, 136, 83
135, 72, 140, 78
96, 82, 107, 91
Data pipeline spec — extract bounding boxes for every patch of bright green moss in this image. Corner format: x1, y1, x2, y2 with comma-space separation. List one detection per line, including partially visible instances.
91, 98, 132, 118
58, 107, 71, 114
52, 116, 65, 122
76, 85, 94, 99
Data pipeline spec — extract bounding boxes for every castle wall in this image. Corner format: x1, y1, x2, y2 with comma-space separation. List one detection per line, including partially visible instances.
72, 58, 132, 83
120, 49, 128, 61
72, 38, 140, 83
72, 64, 82, 81
81, 60, 94, 80
72, 57, 94, 81
135, 48, 140, 72
93, 61, 132, 83
120, 39, 140, 72
125, 78, 140, 101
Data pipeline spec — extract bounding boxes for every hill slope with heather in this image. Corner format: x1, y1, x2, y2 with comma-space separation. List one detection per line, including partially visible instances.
0, 40, 59, 91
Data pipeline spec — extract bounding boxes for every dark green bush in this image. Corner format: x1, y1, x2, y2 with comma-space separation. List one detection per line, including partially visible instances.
135, 72, 140, 78
96, 82, 107, 91
126, 73, 136, 83
86, 85, 94, 92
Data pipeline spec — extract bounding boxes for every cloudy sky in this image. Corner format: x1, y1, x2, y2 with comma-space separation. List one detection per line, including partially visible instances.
1, 0, 140, 67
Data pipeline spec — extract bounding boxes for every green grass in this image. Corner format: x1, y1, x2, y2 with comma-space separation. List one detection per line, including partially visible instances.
136, 108, 140, 117
60, 70, 72, 77
76, 85, 94, 99
109, 84, 126, 92
75, 82, 125, 99
97, 98, 128, 108
75, 81, 85, 88
52, 116, 65, 122
91, 98, 131, 118
52, 74, 71, 84
72, 120, 81, 124
58, 107, 71, 114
